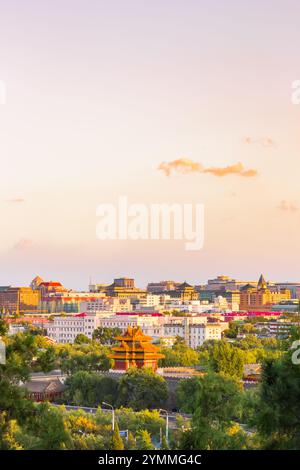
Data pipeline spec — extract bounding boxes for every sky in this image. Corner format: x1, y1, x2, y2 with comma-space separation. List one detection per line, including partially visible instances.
0, 0, 300, 289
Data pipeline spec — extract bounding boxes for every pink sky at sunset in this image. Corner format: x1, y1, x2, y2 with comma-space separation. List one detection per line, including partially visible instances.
0, 0, 300, 289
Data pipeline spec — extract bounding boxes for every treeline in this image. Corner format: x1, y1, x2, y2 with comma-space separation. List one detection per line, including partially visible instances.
62, 367, 168, 410
1, 319, 300, 449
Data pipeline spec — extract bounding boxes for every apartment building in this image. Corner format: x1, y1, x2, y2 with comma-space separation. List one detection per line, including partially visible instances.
46, 313, 102, 343
255, 320, 299, 338
46, 312, 165, 343
97, 313, 165, 340
80, 297, 131, 313
164, 316, 227, 348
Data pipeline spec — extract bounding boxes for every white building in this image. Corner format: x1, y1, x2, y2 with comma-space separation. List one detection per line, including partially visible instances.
46, 312, 165, 343
97, 314, 165, 340
46, 310, 227, 348
80, 297, 131, 314
162, 300, 215, 314
46, 313, 102, 343
255, 320, 298, 337
133, 294, 163, 312
164, 317, 227, 348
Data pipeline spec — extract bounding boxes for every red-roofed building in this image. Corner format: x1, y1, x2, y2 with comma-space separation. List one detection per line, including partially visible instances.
37, 281, 67, 298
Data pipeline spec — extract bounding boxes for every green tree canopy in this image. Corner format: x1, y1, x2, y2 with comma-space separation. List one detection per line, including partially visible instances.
92, 327, 122, 345
117, 367, 168, 411
210, 341, 245, 379
136, 429, 155, 450
74, 334, 91, 344
179, 373, 246, 450
255, 349, 300, 449
64, 371, 118, 407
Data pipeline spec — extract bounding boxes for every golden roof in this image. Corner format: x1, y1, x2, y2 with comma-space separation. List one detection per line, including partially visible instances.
114, 325, 153, 342
110, 326, 165, 361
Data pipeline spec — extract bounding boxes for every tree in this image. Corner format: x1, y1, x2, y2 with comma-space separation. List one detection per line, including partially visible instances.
0, 412, 22, 450
117, 367, 168, 410
116, 408, 164, 439
36, 346, 58, 373
176, 376, 202, 413
136, 430, 155, 450
241, 323, 255, 334
59, 345, 112, 374
93, 327, 122, 345
110, 422, 124, 450
255, 350, 300, 449
28, 403, 72, 450
64, 371, 118, 407
161, 435, 169, 450
0, 319, 8, 336
210, 341, 245, 379
238, 335, 263, 350
179, 373, 246, 450
224, 322, 239, 339
0, 332, 38, 425
125, 431, 136, 450
74, 334, 91, 344
159, 339, 200, 367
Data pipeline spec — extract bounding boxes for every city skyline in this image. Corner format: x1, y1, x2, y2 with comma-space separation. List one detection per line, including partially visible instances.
1, 1, 300, 288
1, 272, 300, 292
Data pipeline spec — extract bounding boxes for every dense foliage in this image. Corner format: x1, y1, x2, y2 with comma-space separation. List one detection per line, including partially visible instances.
1, 319, 300, 450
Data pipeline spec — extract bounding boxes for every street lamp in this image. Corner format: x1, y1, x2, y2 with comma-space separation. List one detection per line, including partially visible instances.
102, 401, 115, 431
159, 408, 169, 445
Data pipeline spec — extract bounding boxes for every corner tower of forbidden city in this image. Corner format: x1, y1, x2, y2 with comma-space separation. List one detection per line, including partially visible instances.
110, 326, 165, 371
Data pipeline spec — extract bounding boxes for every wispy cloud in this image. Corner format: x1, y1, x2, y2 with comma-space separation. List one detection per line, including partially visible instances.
278, 200, 299, 213
13, 238, 34, 250
243, 137, 275, 148
158, 158, 257, 178
5, 198, 25, 203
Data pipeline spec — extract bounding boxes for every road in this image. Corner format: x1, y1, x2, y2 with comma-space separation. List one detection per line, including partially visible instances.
52, 403, 191, 429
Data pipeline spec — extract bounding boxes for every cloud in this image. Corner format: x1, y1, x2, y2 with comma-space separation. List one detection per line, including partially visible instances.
13, 238, 34, 250
158, 158, 203, 176
203, 163, 257, 177
158, 158, 257, 178
278, 200, 299, 213
5, 198, 25, 203
243, 137, 275, 148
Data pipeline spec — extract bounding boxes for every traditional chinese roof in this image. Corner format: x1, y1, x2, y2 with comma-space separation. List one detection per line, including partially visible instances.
40, 282, 63, 287
23, 378, 65, 394
114, 326, 153, 342
177, 281, 193, 290
240, 283, 256, 291
110, 326, 165, 364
